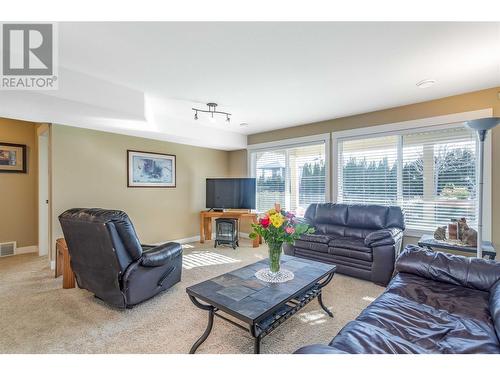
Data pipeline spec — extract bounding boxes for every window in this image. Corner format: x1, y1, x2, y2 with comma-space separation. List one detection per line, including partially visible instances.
250, 140, 327, 216
337, 126, 477, 232
338, 135, 398, 205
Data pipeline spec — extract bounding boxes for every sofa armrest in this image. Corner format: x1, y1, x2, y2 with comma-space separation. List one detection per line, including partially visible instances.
396, 245, 500, 292
141, 242, 182, 267
365, 228, 403, 247
294, 344, 347, 354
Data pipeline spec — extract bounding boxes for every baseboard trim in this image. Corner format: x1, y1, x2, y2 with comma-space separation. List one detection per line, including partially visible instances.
16, 245, 38, 255
171, 235, 201, 244
152, 232, 253, 246
149, 236, 200, 246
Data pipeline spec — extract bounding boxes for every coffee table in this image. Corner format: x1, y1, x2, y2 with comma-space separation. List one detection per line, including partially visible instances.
186, 255, 336, 354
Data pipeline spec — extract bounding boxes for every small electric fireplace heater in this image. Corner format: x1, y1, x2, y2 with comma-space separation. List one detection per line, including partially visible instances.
214, 218, 239, 249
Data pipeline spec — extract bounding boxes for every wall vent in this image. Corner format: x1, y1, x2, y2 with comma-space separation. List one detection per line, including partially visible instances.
0, 241, 16, 257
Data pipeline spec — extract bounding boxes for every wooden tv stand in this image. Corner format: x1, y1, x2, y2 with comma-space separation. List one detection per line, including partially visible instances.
199, 210, 261, 248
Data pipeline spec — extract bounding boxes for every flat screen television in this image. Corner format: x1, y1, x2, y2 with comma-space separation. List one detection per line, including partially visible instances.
206, 178, 256, 210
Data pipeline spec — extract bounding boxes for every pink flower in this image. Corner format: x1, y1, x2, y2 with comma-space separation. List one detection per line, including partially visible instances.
285, 227, 295, 234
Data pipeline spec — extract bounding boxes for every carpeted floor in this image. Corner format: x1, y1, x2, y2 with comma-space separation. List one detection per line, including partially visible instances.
0, 240, 383, 354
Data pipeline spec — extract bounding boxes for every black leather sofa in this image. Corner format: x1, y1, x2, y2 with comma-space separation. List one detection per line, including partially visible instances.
295, 245, 500, 354
284, 203, 405, 286
59, 208, 183, 308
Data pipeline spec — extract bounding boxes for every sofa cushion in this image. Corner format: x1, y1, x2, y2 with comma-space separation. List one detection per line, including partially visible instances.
344, 227, 377, 240
305, 203, 405, 232
329, 247, 373, 262
294, 240, 329, 253
329, 237, 372, 253
326, 272, 500, 354
314, 203, 348, 226
329, 255, 372, 270
345, 204, 388, 230
299, 234, 332, 244
315, 223, 346, 237
386, 206, 406, 230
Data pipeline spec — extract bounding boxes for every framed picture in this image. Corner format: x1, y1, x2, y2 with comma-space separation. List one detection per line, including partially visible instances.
0, 143, 27, 173
127, 150, 176, 188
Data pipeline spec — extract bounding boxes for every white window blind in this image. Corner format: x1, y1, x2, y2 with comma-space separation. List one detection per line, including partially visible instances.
338, 135, 398, 205
251, 142, 327, 215
402, 128, 476, 231
337, 126, 477, 232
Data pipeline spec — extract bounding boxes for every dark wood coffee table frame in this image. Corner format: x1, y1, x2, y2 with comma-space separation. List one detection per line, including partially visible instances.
187, 268, 335, 354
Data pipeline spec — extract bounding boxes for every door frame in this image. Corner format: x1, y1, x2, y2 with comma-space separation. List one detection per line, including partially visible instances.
37, 124, 52, 263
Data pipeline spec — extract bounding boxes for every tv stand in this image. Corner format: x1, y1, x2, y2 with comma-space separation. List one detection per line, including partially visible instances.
200, 210, 261, 248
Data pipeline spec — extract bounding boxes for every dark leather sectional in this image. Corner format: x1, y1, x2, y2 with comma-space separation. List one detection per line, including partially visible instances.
296, 245, 500, 354
284, 203, 405, 286
59, 208, 183, 308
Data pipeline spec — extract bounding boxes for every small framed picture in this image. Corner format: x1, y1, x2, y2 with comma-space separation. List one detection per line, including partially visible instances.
0, 143, 27, 173
127, 150, 176, 188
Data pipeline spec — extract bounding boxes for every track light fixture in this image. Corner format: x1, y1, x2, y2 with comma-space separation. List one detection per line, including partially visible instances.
192, 103, 231, 123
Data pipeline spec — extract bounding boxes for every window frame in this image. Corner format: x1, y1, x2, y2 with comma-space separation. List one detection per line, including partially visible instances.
331, 109, 493, 239
248, 133, 331, 215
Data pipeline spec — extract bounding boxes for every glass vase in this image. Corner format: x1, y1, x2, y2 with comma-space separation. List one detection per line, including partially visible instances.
268, 241, 283, 274
255, 241, 294, 283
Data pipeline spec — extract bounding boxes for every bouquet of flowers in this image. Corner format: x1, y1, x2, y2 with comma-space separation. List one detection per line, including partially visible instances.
250, 204, 314, 274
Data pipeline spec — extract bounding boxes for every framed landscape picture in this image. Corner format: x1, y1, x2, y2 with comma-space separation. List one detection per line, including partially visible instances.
127, 150, 176, 188
0, 143, 27, 173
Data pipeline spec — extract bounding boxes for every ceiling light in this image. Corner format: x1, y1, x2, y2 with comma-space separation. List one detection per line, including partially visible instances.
192, 102, 231, 123
240, 122, 248, 127
416, 79, 436, 89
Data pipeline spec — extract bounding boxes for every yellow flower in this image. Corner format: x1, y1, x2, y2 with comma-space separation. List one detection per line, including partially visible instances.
267, 208, 277, 216
270, 213, 284, 228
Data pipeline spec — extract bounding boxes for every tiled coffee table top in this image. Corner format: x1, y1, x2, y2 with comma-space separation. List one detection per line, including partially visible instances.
186, 255, 336, 324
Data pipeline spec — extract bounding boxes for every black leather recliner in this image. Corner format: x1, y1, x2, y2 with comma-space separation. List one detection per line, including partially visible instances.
59, 208, 183, 308
284, 203, 405, 286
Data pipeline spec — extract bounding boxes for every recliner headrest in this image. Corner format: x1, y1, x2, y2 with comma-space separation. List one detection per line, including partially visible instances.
59, 208, 143, 260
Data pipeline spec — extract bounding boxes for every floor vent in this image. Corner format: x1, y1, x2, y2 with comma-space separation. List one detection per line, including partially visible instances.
0, 242, 16, 257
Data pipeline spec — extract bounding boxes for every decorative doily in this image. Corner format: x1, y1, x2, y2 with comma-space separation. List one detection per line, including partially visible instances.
255, 268, 294, 283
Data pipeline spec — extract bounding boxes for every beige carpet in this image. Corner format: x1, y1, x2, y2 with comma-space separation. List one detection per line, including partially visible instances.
0, 240, 383, 354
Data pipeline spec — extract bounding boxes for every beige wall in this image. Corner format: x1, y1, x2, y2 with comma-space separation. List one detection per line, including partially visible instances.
238, 87, 500, 247
228, 149, 247, 177
0, 118, 38, 248
248, 87, 500, 144
51, 125, 229, 258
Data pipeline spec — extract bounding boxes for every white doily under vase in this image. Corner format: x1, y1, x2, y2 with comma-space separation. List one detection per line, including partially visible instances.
255, 268, 294, 283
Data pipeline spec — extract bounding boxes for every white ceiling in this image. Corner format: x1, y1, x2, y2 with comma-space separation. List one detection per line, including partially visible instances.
2, 22, 500, 149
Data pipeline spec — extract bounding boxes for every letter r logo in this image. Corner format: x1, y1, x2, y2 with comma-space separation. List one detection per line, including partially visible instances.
2, 24, 53, 75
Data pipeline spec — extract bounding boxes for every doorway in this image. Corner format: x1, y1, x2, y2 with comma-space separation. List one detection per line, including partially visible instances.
38, 126, 50, 257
